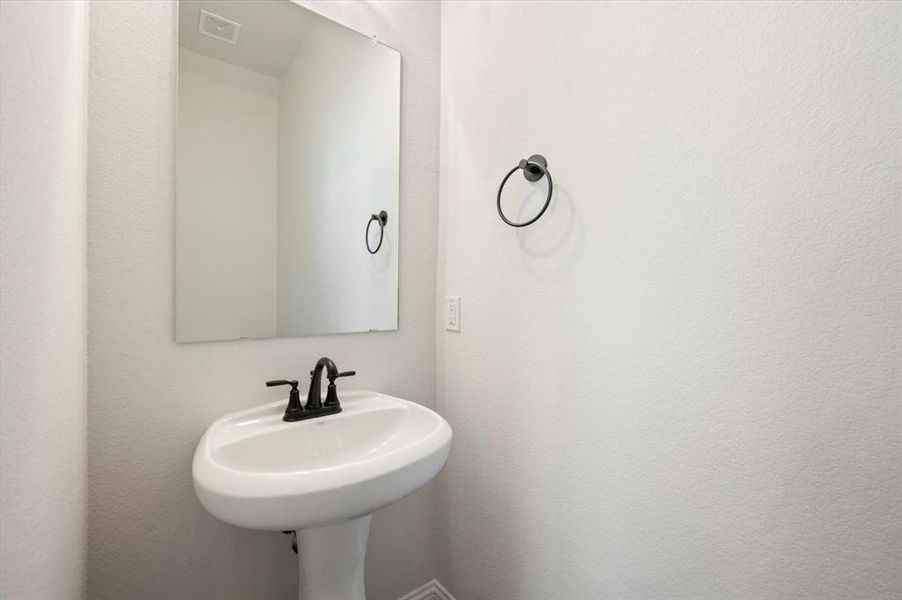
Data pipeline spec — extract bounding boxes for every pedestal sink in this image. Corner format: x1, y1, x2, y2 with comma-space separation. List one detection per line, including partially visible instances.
192, 391, 452, 600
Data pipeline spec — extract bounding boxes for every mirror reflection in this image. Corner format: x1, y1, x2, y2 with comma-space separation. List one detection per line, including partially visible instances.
176, 1, 400, 343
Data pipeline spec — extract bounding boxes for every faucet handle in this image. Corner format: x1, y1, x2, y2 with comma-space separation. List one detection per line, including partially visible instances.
268, 380, 304, 421
266, 379, 299, 388
266, 379, 304, 421
324, 370, 355, 407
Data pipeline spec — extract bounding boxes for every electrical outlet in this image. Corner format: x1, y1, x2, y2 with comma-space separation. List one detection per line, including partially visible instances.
445, 296, 460, 332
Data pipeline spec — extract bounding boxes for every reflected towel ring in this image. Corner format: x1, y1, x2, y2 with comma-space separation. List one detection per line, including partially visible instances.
366, 210, 388, 254
496, 154, 553, 227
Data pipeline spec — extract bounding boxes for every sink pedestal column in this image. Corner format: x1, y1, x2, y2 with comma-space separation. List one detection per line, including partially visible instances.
297, 515, 372, 600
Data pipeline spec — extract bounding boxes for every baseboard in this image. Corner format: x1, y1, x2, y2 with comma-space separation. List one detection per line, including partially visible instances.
398, 579, 456, 600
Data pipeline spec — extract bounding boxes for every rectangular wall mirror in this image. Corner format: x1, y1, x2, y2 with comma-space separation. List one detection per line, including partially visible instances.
176, 0, 400, 343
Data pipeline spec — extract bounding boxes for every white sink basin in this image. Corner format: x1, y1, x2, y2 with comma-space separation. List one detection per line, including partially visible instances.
193, 391, 452, 531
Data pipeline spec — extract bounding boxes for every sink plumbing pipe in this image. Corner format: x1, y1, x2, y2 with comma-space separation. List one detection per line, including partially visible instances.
282, 530, 298, 554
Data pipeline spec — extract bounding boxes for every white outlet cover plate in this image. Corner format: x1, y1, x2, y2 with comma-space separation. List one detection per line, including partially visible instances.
445, 296, 460, 332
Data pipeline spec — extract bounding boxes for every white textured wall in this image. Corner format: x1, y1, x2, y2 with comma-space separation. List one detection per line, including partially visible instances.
0, 1, 88, 598
176, 52, 279, 342
436, 2, 901, 599
277, 18, 400, 336
87, 1, 438, 599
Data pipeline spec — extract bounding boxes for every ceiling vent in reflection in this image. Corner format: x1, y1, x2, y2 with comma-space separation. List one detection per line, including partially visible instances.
198, 9, 241, 45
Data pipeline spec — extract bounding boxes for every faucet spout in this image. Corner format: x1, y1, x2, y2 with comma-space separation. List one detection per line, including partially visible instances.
306, 357, 339, 410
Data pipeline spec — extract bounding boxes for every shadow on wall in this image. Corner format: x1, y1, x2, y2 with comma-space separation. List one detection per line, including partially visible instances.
516, 182, 580, 271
